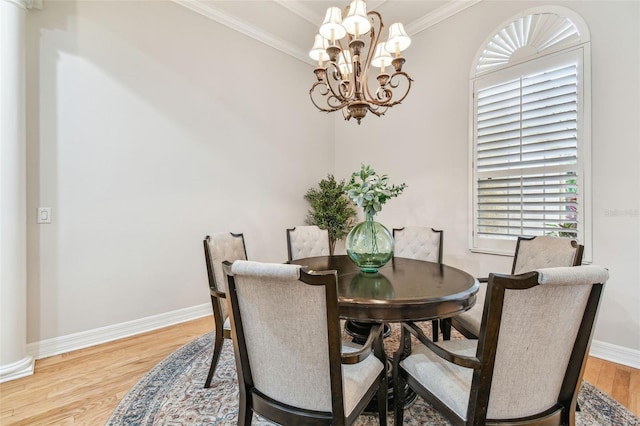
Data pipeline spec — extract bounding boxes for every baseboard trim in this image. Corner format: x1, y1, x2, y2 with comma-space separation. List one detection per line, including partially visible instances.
590, 339, 640, 369
27, 303, 212, 360
0, 355, 35, 384
22, 307, 639, 370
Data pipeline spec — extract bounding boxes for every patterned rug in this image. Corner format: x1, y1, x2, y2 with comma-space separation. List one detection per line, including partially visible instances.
107, 330, 640, 425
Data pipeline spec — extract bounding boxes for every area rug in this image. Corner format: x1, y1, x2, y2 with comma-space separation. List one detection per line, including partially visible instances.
107, 331, 640, 425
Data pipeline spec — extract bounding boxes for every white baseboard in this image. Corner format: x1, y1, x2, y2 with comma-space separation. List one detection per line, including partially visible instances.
27, 303, 212, 360
21, 306, 639, 372
589, 339, 640, 370
0, 355, 35, 384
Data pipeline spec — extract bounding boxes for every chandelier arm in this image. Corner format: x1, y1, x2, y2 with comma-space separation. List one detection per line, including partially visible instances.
367, 106, 387, 117
364, 11, 383, 73
365, 72, 413, 107
337, 38, 356, 100
384, 72, 414, 106
361, 11, 385, 105
324, 61, 351, 102
310, 81, 349, 113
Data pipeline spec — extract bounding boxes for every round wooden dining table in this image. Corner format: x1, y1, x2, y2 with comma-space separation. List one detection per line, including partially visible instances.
288, 255, 479, 324
290, 255, 479, 409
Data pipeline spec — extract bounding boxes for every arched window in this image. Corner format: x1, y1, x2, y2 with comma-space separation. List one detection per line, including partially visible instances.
470, 6, 592, 260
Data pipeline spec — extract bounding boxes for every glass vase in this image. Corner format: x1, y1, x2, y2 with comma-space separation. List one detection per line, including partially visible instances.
345, 213, 394, 273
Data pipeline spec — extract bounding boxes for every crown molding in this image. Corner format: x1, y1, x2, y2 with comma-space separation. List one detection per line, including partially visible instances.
274, 0, 387, 28
173, 0, 311, 64
174, 0, 482, 66
273, 0, 319, 26
406, 0, 481, 35
1, 0, 41, 9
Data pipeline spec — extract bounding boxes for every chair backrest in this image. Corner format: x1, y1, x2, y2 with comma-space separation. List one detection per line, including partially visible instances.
226, 260, 346, 419
286, 225, 331, 261
511, 235, 584, 274
471, 265, 608, 423
392, 227, 443, 263
203, 233, 247, 320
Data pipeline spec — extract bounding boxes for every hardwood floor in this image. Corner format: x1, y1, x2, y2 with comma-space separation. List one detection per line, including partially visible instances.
584, 353, 640, 417
0, 317, 212, 426
1, 316, 638, 425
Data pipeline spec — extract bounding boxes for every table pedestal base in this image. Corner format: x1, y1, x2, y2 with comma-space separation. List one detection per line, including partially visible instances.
344, 320, 391, 344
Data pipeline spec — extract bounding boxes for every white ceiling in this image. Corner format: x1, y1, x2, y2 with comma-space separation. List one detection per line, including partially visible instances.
174, 0, 481, 64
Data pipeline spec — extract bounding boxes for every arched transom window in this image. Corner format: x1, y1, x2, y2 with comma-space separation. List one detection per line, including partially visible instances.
470, 6, 592, 260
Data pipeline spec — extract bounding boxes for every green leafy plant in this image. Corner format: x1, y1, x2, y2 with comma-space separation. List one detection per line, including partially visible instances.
344, 164, 407, 218
304, 175, 357, 255
546, 177, 578, 238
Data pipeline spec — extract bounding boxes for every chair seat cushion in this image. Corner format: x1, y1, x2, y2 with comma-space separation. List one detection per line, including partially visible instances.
223, 316, 231, 331
401, 339, 477, 420
453, 283, 485, 336
342, 343, 384, 416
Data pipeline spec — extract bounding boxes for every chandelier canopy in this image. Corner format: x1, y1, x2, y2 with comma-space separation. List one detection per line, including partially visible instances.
309, 0, 413, 124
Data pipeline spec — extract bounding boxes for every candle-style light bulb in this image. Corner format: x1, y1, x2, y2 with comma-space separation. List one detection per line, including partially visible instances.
342, 0, 370, 37
385, 23, 411, 56
372, 42, 392, 73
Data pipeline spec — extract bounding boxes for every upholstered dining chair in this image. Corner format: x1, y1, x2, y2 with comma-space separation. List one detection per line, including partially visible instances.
393, 264, 608, 426
286, 225, 331, 261
225, 260, 388, 426
446, 235, 584, 340
392, 226, 444, 340
202, 232, 247, 388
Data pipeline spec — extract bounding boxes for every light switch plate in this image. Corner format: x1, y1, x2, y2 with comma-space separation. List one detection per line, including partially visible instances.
37, 207, 52, 224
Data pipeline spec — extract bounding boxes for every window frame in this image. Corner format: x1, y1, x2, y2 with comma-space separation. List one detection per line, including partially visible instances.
469, 44, 592, 261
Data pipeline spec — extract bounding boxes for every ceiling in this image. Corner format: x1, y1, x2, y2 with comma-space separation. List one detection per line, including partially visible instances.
175, 0, 480, 65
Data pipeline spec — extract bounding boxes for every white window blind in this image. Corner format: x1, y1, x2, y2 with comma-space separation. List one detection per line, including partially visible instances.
473, 56, 583, 250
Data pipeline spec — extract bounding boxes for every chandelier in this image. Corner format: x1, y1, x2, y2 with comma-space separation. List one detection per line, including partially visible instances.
308, 0, 412, 124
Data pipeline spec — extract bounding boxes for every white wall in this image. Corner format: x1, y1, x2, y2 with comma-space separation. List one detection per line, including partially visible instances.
25, 0, 334, 342
334, 1, 640, 354
24, 0, 639, 360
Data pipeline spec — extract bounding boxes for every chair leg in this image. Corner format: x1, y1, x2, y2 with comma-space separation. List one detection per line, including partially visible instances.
377, 373, 388, 426
431, 320, 439, 342
392, 350, 405, 426
393, 374, 405, 425
204, 331, 224, 388
237, 392, 252, 426
441, 318, 452, 341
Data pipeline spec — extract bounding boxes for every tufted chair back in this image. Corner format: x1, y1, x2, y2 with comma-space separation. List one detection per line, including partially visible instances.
512, 235, 584, 275
393, 227, 443, 263
206, 232, 247, 320
446, 235, 584, 340
202, 232, 247, 388
286, 225, 331, 261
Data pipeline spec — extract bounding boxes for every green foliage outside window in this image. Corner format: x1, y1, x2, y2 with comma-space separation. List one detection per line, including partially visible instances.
546, 177, 578, 238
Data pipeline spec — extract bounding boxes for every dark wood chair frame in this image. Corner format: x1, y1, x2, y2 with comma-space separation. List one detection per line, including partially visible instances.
392, 226, 444, 341
224, 261, 388, 426
202, 233, 247, 388
445, 235, 584, 340
393, 270, 604, 426
286, 226, 332, 261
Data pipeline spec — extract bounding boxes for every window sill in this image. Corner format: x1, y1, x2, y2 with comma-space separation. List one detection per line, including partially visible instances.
469, 248, 514, 257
